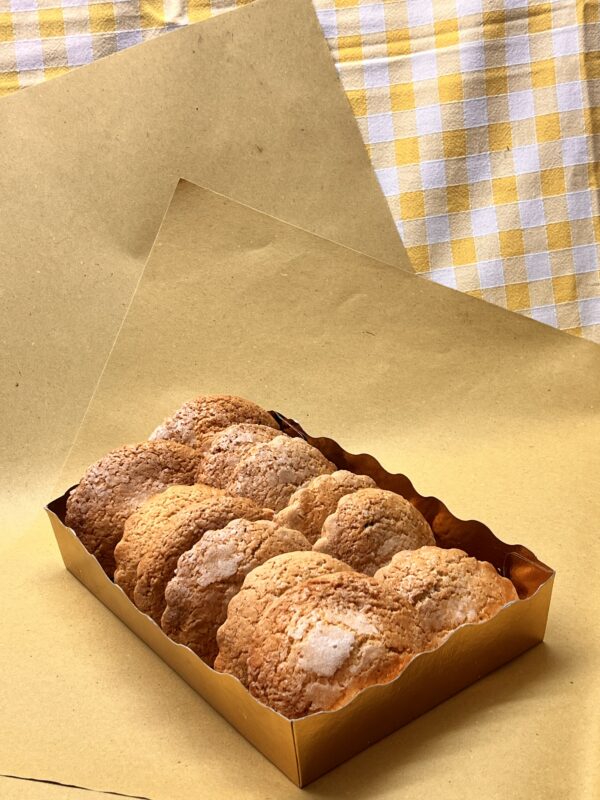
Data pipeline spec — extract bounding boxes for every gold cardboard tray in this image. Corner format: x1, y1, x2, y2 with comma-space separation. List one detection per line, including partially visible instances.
45, 412, 555, 788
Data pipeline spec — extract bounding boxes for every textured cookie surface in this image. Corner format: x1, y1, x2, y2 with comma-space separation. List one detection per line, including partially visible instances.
215, 551, 353, 684
247, 572, 430, 718
162, 520, 311, 664
132, 494, 271, 622
65, 441, 201, 576
313, 488, 435, 575
149, 395, 278, 447
196, 423, 280, 487
375, 546, 518, 642
274, 470, 376, 544
227, 435, 336, 512
114, 484, 223, 599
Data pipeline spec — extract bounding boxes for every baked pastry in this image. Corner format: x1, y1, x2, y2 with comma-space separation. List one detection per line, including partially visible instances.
195, 423, 280, 487
274, 470, 376, 544
215, 551, 353, 684
65, 441, 200, 576
313, 488, 435, 575
114, 484, 223, 599
132, 494, 271, 623
161, 520, 311, 664
375, 546, 518, 642
149, 395, 278, 447
227, 435, 336, 512
246, 572, 430, 718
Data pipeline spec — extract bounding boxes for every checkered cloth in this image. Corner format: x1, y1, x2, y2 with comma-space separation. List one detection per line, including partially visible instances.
1, 1, 599, 342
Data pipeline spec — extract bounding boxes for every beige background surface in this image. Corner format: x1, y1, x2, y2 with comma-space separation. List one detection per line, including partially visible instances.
0, 0, 408, 538
5, 180, 590, 799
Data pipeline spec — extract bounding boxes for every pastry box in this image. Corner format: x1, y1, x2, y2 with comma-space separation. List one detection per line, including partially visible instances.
45, 411, 555, 788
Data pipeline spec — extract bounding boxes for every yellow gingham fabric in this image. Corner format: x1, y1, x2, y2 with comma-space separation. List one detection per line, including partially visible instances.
1, 0, 599, 342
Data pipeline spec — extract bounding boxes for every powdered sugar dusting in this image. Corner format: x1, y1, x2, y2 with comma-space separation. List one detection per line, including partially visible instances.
195, 539, 242, 588
297, 622, 355, 677
447, 598, 479, 625
289, 610, 319, 641
333, 609, 379, 636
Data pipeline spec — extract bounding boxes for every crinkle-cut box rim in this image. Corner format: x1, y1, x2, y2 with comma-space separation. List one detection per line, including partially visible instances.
45, 411, 555, 788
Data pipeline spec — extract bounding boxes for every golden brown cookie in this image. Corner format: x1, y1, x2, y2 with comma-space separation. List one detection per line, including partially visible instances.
313, 488, 435, 575
195, 423, 281, 487
227, 435, 336, 512
215, 551, 353, 684
274, 470, 376, 544
149, 395, 278, 447
114, 484, 223, 599
65, 441, 201, 576
246, 572, 430, 718
161, 520, 311, 664
374, 546, 518, 642
132, 494, 271, 623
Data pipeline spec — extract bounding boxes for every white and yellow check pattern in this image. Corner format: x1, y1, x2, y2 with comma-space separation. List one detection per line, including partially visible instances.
1, 0, 599, 341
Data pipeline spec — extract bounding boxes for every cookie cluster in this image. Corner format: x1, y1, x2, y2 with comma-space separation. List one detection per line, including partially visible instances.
66, 394, 518, 718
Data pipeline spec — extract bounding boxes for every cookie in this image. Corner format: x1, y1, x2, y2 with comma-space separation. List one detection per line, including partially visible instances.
274, 470, 376, 544
149, 395, 278, 447
132, 494, 271, 623
65, 441, 201, 576
161, 520, 311, 664
227, 435, 336, 512
196, 423, 281, 487
313, 488, 435, 576
114, 484, 223, 599
215, 551, 353, 684
246, 572, 430, 718
375, 546, 518, 642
